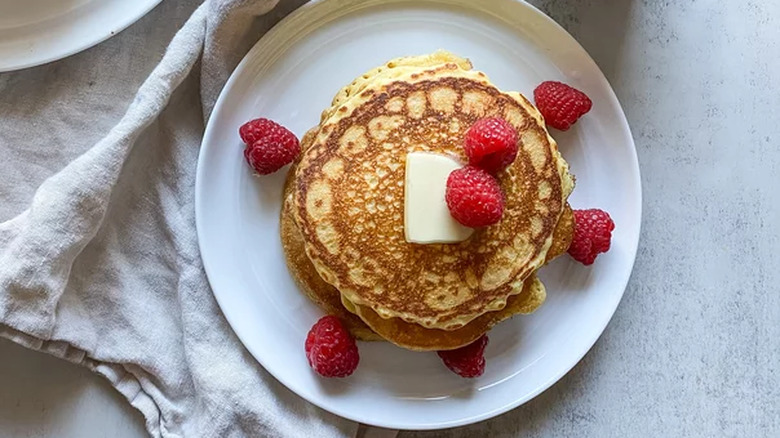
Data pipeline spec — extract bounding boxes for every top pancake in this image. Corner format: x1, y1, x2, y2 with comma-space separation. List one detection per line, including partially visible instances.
293, 52, 573, 330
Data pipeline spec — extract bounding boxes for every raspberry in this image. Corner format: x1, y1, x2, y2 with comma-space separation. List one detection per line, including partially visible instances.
437, 335, 489, 378
445, 166, 504, 227
463, 117, 519, 173
568, 209, 615, 265
239, 118, 283, 145
533, 81, 593, 131
240, 118, 300, 175
305, 316, 360, 378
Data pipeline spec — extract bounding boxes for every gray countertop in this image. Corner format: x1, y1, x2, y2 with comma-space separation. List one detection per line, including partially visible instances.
1, 0, 778, 436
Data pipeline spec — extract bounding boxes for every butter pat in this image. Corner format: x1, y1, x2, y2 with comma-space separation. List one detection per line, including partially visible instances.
404, 152, 474, 244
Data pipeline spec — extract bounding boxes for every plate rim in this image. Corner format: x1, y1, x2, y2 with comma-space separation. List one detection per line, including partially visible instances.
0, 0, 163, 72
196, 0, 642, 430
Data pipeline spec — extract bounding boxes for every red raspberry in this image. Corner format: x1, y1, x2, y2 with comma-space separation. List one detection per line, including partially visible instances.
533, 81, 593, 131
239, 118, 283, 145
463, 117, 519, 173
568, 209, 615, 265
305, 316, 359, 378
437, 335, 489, 378
240, 118, 300, 175
445, 166, 504, 227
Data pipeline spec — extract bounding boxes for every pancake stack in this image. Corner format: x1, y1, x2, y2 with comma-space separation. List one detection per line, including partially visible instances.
281, 51, 574, 351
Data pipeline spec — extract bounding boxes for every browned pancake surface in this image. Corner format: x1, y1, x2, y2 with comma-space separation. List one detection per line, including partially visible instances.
294, 67, 569, 329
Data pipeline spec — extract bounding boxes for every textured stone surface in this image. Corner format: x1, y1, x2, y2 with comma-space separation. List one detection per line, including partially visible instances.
406, 0, 780, 436
1, 0, 778, 436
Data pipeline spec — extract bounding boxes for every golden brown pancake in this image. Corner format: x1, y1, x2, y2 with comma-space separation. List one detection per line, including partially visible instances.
293, 55, 573, 330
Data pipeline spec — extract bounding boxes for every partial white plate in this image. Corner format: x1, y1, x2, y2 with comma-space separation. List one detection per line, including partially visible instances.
196, 0, 641, 430
0, 0, 161, 72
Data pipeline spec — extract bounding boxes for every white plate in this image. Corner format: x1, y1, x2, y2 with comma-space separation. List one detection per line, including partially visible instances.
0, 0, 161, 72
196, 0, 641, 430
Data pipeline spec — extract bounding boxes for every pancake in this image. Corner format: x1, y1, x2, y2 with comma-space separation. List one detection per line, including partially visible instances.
293, 52, 573, 330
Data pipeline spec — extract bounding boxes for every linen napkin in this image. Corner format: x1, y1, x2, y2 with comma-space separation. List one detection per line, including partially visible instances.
0, 1, 396, 437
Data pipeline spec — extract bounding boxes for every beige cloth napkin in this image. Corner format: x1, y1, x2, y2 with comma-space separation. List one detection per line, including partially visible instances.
0, 1, 397, 437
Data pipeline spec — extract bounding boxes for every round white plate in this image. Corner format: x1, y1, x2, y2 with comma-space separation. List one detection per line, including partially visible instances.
0, 0, 161, 72
196, 0, 641, 430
